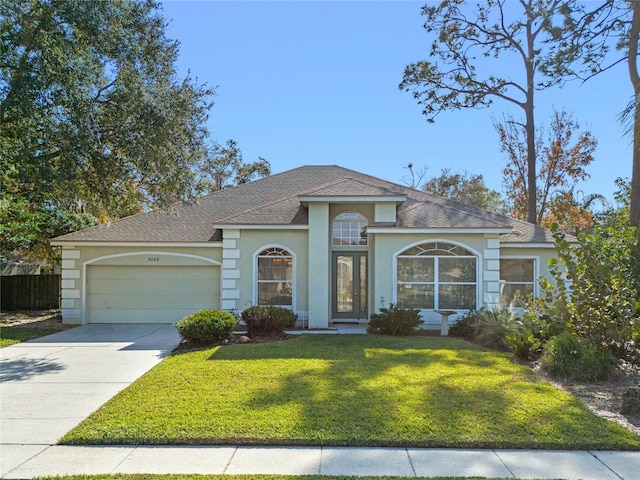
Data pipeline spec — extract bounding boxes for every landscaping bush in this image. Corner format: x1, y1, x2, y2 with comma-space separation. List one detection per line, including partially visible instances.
448, 310, 478, 339
367, 303, 423, 335
175, 309, 237, 343
541, 331, 618, 382
474, 308, 524, 351
241, 305, 297, 335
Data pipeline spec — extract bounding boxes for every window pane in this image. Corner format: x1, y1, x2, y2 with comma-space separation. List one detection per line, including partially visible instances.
500, 259, 534, 282
258, 257, 292, 281
258, 282, 292, 306
332, 212, 368, 246
360, 255, 367, 314
439, 284, 476, 309
397, 257, 434, 282
501, 283, 534, 306
397, 284, 434, 309
336, 255, 354, 313
438, 257, 476, 282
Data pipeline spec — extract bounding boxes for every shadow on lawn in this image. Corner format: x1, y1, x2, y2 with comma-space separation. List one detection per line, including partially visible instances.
204, 334, 640, 448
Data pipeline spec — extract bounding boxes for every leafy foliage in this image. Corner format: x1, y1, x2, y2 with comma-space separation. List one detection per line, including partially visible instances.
241, 306, 297, 335
0, 196, 96, 266
496, 110, 598, 231
195, 139, 271, 194
525, 221, 640, 360
448, 311, 478, 339
541, 332, 618, 382
422, 167, 504, 213
175, 310, 237, 343
367, 303, 423, 336
472, 308, 524, 352
1, 0, 215, 262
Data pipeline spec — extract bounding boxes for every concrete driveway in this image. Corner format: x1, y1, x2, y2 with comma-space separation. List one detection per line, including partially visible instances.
0, 324, 180, 477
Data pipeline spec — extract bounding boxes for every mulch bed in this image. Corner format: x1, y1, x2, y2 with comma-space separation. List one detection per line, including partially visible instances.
0, 309, 74, 331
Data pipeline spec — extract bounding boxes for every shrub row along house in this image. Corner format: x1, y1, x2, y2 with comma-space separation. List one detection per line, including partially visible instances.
52, 165, 559, 329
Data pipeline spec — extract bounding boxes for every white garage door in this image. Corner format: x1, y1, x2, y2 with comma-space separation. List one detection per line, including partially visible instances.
87, 265, 220, 323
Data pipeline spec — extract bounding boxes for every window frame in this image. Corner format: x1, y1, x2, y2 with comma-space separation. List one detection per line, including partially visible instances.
499, 256, 538, 307
394, 241, 479, 311
254, 246, 295, 309
332, 212, 369, 247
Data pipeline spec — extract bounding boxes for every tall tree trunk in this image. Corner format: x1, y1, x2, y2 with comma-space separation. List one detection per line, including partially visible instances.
630, 1, 640, 228
526, 11, 537, 225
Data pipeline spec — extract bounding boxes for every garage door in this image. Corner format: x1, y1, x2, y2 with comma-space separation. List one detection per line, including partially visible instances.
87, 265, 220, 323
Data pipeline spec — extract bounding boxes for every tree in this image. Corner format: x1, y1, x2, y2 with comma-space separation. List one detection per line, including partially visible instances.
620, 1, 640, 227
399, 0, 606, 224
0, 0, 214, 221
0, 0, 215, 264
423, 168, 504, 213
556, 0, 640, 227
496, 110, 597, 227
195, 139, 271, 194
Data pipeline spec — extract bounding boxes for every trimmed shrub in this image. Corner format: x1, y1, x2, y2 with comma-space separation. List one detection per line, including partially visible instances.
367, 303, 423, 336
176, 309, 237, 343
541, 331, 618, 382
448, 311, 478, 339
241, 305, 298, 335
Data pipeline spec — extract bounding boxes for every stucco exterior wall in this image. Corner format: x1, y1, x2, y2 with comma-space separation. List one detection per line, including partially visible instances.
58, 245, 223, 324
234, 229, 310, 319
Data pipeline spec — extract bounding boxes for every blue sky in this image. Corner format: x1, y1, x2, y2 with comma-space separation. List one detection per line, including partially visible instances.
161, 0, 631, 204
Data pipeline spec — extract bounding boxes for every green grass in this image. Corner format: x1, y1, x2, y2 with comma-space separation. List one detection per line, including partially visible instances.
61, 335, 640, 449
0, 325, 56, 347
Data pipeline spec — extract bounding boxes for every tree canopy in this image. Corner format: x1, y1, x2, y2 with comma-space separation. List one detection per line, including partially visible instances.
423, 168, 504, 214
1, 0, 215, 221
1, 0, 218, 263
496, 110, 598, 231
400, 0, 607, 225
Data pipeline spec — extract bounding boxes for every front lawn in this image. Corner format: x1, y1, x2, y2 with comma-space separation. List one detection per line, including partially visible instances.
62, 335, 640, 449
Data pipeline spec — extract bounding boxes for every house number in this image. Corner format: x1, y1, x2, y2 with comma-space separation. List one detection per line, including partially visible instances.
148, 257, 160, 263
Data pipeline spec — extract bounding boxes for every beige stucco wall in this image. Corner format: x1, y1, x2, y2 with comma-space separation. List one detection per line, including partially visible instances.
370, 233, 558, 327
233, 229, 309, 318
58, 244, 223, 324
58, 228, 560, 329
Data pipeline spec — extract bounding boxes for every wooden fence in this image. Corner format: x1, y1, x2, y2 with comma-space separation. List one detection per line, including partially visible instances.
1, 275, 60, 311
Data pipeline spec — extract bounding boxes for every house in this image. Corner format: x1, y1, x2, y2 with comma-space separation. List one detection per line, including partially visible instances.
51, 165, 559, 328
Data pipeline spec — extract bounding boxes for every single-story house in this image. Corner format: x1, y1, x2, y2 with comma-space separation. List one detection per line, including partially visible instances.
51, 165, 559, 328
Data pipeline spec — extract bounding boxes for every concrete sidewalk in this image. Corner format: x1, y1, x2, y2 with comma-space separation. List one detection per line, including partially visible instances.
2, 444, 640, 479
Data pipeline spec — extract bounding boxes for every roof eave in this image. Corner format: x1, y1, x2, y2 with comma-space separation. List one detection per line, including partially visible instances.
298, 195, 407, 206
367, 227, 514, 234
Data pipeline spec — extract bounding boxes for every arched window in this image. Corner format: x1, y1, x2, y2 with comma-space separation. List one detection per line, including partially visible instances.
396, 242, 477, 310
332, 212, 368, 246
257, 247, 293, 307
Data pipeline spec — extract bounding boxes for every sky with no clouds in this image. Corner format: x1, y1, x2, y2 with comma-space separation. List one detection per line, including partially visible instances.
161, 0, 632, 204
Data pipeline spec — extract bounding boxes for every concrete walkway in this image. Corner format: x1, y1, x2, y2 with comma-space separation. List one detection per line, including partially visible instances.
3, 445, 640, 479
2, 325, 640, 479
0, 324, 180, 477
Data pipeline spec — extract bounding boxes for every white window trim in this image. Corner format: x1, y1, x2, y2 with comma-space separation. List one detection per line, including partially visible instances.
253, 245, 296, 310
499, 255, 540, 305
393, 239, 481, 311
332, 212, 369, 247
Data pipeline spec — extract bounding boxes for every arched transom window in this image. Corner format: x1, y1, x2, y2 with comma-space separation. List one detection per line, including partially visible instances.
257, 247, 293, 307
396, 242, 477, 310
332, 212, 368, 246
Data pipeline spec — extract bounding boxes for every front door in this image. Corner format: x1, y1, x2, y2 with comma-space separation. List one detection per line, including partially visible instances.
332, 252, 368, 321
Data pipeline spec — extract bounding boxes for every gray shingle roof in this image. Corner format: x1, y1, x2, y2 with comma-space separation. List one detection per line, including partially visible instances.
52, 165, 558, 244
